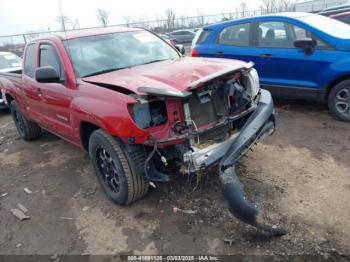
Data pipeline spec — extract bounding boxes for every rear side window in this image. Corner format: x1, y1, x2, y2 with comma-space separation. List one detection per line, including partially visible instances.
24, 44, 36, 78
39, 44, 64, 79
196, 30, 211, 44
218, 23, 250, 46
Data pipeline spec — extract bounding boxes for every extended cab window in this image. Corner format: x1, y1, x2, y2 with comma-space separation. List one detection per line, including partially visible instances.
218, 23, 250, 46
24, 44, 36, 78
39, 44, 64, 79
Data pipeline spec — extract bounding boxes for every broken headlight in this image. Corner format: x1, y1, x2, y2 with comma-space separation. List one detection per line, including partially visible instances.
131, 100, 168, 129
246, 68, 260, 99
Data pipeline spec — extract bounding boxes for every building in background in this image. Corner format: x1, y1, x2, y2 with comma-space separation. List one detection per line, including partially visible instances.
294, 0, 349, 12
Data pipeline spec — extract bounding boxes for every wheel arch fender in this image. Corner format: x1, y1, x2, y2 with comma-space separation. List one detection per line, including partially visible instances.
70, 97, 149, 149
326, 73, 350, 100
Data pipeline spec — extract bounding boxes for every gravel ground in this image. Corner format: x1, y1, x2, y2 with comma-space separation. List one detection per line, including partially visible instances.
0, 99, 349, 259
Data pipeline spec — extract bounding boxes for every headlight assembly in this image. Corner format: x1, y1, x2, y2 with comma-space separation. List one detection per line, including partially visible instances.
246, 68, 260, 99
129, 100, 168, 129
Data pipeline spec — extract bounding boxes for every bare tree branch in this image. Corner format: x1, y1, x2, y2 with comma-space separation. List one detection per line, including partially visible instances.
239, 1, 248, 17
234, 1, 248, 18
25, 31, 41, 40
276, 0, 296, 11
123, 16, 132, 27
96, 8, 110, 27
261, 0, 277, 13
71, 18, 80, 29
165, 8, 176, 32
197, 9, 206, 27
56, 16, 71, 31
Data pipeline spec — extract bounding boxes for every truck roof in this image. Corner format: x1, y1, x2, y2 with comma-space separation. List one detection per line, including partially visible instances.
29, 26, 142, 43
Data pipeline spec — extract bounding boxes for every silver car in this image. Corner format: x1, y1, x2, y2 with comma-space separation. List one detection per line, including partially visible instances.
0, 52, 22, 109
170, 30, 195, 44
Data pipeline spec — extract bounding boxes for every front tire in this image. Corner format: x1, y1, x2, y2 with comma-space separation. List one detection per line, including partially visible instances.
10, 101, 41, 141
328, 80, 350, 122
88, 130, 149, 205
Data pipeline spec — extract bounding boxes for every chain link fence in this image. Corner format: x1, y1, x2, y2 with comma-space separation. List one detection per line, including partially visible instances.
0, 1, 338, 56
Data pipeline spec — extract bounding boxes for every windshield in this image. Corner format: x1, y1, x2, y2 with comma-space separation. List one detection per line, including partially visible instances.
64, 30, 179, 77
300, 14, 350, 39
0, 53, 22, 70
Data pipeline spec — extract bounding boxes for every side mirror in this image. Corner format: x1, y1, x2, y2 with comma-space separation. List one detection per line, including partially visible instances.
35, 66, 60, 83
175, 44, 186, 55
293, 38, 317, 55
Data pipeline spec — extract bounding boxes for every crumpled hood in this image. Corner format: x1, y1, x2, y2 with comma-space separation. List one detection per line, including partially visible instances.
82, 57, 250, 95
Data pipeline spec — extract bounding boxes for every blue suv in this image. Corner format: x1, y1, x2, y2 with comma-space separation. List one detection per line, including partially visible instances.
192, 12, 350, 121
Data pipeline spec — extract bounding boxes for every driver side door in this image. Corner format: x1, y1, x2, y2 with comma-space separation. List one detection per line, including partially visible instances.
36, 42, 74, 140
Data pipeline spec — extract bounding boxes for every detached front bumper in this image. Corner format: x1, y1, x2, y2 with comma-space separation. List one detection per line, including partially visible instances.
219, 89, 285, 235
185, 89, 286, 235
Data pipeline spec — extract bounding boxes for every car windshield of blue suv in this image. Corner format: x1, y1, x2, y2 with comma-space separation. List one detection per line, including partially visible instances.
300, 14, 350, 38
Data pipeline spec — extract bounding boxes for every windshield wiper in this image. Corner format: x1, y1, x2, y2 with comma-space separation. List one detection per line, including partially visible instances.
83, 60, 169, 77
82, 67, 126, 77
142, 59, 169, 65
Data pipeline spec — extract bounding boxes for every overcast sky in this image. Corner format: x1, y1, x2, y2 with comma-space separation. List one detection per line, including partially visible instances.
0, 0, 264, 36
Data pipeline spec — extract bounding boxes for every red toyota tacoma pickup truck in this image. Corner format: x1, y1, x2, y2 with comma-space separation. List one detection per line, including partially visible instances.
0, 27, 284, 235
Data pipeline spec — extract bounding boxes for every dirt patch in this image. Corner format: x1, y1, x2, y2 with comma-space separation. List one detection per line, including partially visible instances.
0, 100, 349, 257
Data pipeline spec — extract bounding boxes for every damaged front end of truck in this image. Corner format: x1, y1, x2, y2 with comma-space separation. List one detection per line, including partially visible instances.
126, 61, 286, 235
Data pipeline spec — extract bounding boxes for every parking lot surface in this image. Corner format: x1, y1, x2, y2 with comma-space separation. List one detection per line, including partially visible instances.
0, 99, 349, 256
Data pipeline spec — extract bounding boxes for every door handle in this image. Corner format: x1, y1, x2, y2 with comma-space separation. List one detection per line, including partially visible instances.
260, 53, 273, 59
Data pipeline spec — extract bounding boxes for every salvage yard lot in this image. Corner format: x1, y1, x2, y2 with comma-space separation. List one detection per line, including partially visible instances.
0, 99, 350, 256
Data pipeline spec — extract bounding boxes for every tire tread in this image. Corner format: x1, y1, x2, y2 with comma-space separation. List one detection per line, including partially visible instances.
90, 130, 149, 205
10, 101, 41, 141
328, 80, 350, 122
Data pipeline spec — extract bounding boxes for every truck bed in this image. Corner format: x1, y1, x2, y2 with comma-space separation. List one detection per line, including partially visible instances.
0, 69, 22, 108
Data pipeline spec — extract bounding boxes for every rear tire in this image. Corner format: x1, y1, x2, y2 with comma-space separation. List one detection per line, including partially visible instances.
10, 101, 41, 141
88, 129, 149, 205
328, 80, 350, 122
